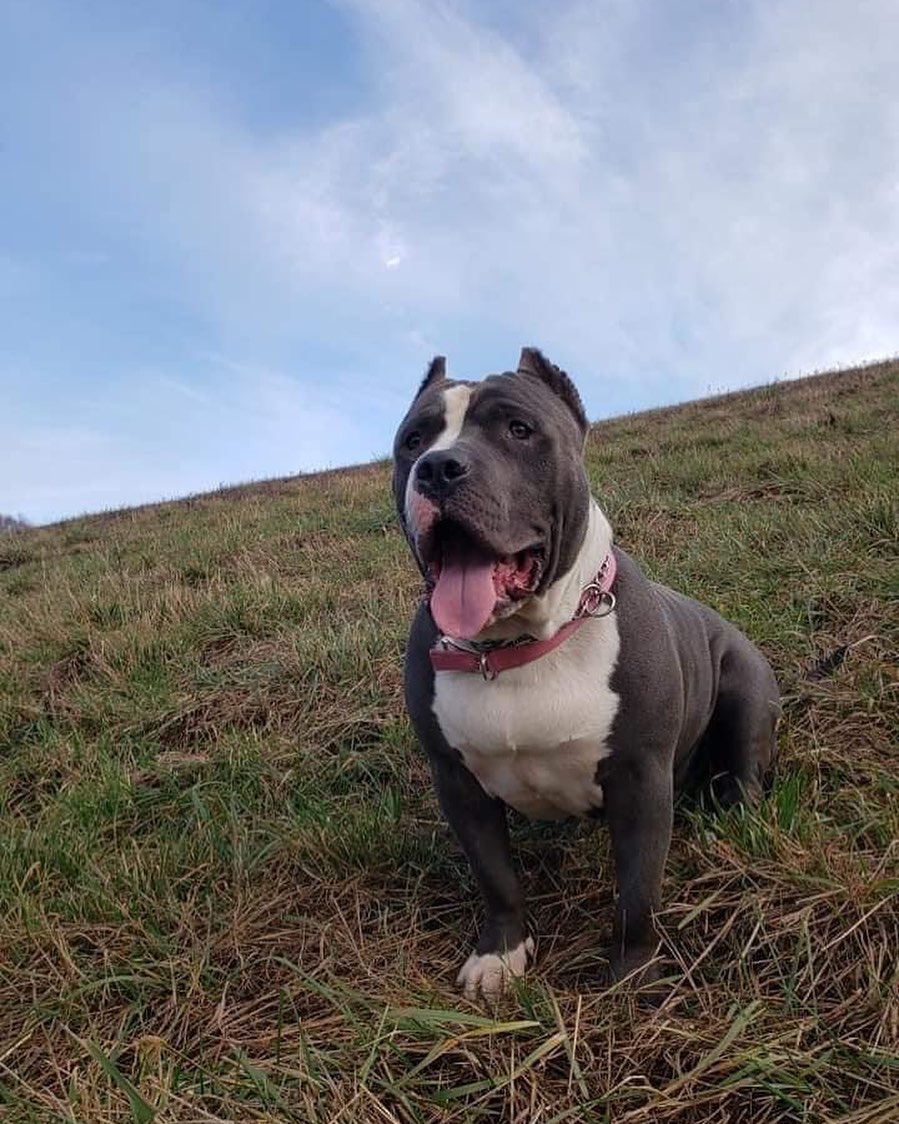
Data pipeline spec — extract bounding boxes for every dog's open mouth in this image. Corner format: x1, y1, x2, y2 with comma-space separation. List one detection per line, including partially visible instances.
422, 520, 543, 638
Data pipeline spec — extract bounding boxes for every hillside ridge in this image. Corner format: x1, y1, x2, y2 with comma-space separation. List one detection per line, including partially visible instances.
22, 355, 898, 533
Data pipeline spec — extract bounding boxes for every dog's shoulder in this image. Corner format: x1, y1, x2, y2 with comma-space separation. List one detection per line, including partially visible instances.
608, 547, 707, 759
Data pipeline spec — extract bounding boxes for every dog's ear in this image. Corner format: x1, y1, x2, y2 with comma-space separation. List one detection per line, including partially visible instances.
517, 347, 588, 436
415, 355, 447, 398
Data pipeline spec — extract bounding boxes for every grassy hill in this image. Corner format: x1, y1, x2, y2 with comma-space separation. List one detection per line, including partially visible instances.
1, 360, 897, 1122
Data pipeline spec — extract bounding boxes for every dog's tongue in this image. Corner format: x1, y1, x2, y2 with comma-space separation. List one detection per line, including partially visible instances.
431, 539, 496, 639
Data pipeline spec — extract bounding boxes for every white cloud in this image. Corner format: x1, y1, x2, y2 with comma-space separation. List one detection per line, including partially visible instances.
306, 0, 899, 398
37, 0, 898, 393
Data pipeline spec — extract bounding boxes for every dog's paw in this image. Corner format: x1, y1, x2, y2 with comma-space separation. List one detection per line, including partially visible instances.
608, 947, 667, 1005
609, 946, 659, 981
456, 937, 534, 1001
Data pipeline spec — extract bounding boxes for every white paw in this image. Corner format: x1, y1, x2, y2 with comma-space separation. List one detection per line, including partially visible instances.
456, 937, 535, 1000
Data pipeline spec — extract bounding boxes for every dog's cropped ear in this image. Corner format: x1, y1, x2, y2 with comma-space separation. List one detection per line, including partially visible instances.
517, 347, 588, 436
415, 355, 447, 399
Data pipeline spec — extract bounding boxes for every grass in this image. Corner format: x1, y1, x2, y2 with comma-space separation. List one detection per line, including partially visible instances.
1, 359, 897, 1122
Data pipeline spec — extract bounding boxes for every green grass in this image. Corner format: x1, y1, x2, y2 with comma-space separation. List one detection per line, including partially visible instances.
1, 361, 897, 1122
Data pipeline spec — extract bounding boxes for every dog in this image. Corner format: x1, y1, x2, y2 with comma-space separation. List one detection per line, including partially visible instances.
393, 348, 780, 1000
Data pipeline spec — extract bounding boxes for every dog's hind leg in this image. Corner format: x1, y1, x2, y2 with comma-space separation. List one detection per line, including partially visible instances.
706, 647, 780, 808
601, 752, 674, 986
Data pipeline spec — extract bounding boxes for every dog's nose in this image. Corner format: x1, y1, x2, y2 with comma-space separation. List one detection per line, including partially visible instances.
415, 450, 470, 500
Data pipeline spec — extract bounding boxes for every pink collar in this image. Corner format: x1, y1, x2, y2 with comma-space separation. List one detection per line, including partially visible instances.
430, 550, 617, 679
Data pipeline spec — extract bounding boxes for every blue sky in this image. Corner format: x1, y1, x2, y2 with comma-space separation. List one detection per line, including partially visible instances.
2, 0, 898, 524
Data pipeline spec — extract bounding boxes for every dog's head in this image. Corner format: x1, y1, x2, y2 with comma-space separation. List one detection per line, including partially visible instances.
393, 348, 591, 639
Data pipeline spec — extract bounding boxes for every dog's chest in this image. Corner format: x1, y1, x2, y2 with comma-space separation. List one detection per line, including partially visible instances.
432, 617, 620, 819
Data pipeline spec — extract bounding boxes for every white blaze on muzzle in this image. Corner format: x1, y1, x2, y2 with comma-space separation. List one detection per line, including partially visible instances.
403, 383, 474, 541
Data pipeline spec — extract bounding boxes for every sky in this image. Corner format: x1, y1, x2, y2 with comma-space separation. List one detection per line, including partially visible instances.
2, 0, 898, 524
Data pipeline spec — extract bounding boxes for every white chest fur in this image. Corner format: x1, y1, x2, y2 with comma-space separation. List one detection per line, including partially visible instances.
432, 613, 620, 819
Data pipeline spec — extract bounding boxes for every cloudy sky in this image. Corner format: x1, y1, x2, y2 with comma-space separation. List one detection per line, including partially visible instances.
2, 0, 898, 524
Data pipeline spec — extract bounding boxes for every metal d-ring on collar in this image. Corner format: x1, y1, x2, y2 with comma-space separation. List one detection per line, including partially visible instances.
575, 553, 617, 619
478, 650, 498, 680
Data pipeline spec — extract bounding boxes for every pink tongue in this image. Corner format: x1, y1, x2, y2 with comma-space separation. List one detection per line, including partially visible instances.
431, 546, 497, 639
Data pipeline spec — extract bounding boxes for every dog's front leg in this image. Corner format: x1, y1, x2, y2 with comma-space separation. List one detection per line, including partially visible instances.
601, 755, 673, 988
429, 750, 532, 1001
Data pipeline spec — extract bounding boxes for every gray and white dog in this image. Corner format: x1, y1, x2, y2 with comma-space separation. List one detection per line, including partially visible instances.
393, 348, 779, 1000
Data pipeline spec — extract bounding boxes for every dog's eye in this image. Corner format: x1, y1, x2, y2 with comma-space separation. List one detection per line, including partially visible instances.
509, 420, 533, 440
405, 431, 422, 452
